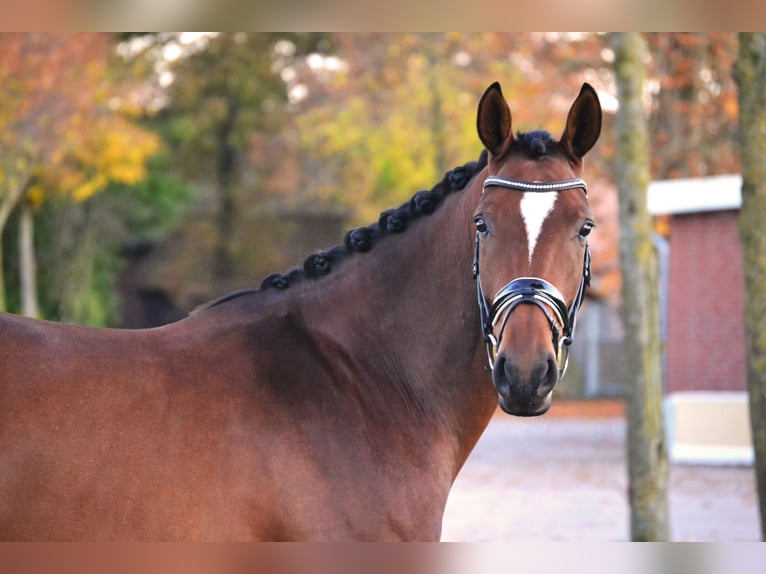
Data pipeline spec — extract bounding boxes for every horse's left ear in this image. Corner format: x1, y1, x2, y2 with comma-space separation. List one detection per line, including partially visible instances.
560, 83, 602, 161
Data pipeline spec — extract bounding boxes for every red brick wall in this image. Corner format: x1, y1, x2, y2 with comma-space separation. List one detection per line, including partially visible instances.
665, 210, 746, 393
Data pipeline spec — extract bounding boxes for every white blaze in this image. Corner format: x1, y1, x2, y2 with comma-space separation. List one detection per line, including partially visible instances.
520, 192, 558, 265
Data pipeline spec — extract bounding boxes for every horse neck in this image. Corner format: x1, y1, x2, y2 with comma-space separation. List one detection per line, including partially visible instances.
297, 171, 497, 468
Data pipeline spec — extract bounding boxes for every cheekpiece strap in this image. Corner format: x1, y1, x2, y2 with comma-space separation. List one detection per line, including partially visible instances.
483, 176, 587, 195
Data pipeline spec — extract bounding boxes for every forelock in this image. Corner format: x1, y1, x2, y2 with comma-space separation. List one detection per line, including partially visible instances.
515, 130, 557, 159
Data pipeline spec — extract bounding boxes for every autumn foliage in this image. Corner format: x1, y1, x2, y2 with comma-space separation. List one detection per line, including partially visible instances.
0, 33, 744, 323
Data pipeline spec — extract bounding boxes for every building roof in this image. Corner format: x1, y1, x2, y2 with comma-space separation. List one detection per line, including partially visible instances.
647, 174, 742, 216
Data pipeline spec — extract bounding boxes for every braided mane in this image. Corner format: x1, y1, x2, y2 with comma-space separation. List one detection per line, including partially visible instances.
192, 152, 488, 315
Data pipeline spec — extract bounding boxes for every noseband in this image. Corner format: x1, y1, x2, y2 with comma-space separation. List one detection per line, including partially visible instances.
473, 176, 591, 378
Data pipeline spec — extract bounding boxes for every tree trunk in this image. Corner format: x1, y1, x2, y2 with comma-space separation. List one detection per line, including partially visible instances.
18, 201, 40, 318
734, 32, 766, 540
214, 108, 239, 283
0, 173, 31, 313
425, 41, 448, 176
610, 32, 670, 542
0, 233, 5, 314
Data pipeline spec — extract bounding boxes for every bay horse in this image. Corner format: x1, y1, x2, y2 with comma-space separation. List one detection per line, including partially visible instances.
0, 81, 601, 541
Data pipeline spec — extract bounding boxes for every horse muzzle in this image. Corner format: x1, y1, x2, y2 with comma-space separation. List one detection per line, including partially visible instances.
491, 351, 558, 416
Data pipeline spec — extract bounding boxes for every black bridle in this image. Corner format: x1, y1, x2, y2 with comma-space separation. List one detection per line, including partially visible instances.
473, 176, 592, 378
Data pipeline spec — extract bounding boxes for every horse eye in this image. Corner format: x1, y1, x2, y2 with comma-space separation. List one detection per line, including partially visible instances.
578, 222, 594, 238
474, 217, 488, 235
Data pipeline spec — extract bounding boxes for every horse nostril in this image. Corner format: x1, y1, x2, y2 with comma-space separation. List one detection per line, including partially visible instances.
535, 355, 559, 397
492, 356, 511, 396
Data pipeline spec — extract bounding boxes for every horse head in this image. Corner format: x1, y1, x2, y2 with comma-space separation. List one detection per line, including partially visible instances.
473, 82, 601, 416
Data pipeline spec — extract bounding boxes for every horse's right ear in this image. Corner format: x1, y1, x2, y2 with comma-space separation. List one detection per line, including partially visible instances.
477, 82, 513, 158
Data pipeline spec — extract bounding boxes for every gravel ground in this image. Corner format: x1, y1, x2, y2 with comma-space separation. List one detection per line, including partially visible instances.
441, 415, 759, 541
